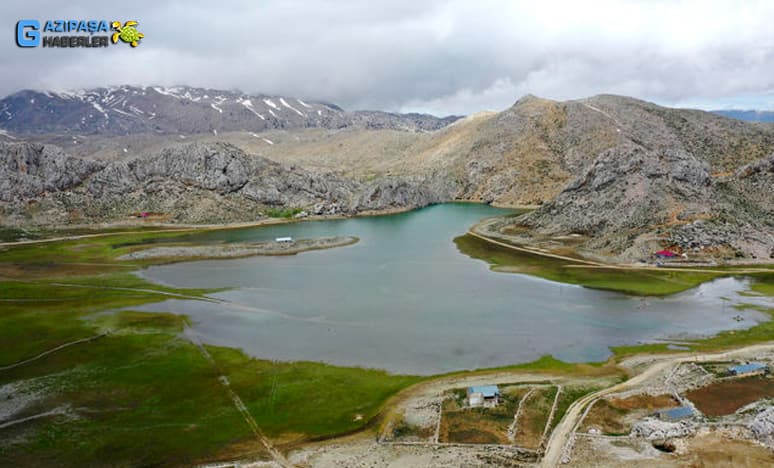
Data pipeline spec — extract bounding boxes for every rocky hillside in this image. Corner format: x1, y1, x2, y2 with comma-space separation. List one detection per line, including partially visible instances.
514, 144, 774, 261
392, 94, 774, 206
0, 141, 450, 226
234, 93, 774, 262
495, 96, 774, 261
2, 90, 773, 263
0, 86, 459, 136
238, 94, 774, 210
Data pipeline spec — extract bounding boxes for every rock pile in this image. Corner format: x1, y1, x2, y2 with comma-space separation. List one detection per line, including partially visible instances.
631, 419, 696, 440
748, 406, 774, 448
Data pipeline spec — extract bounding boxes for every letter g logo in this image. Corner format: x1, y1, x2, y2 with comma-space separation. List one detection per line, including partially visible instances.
16, 20, 40, 47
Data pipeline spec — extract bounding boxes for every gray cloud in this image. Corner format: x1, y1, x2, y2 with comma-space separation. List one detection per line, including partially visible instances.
2, 0, 774, 115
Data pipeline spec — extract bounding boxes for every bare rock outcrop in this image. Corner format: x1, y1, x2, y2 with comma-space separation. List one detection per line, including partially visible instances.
514, 142, 774, 261
0, 142, 103, 201
631, 419, 696, 440
748, 406, 774, 448
0, 141, 447, 226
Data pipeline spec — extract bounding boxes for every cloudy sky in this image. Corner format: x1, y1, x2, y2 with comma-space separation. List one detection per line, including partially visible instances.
3, 0, 774, 115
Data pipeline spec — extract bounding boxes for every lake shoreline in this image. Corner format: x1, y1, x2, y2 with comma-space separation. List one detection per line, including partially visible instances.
117, 236, 358, 262
469, 215, 774, 271
136, 204, 772, 375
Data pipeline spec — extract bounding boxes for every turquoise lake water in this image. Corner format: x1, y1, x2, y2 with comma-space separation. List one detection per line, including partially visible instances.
135, 203, 771, 374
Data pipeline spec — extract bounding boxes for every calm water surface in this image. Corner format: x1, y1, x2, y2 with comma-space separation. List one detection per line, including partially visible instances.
135, 204, 771, 374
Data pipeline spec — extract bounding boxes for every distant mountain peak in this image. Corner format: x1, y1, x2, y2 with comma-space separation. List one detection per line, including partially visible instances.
0, 85, 460, 136
712, 109, 774, 123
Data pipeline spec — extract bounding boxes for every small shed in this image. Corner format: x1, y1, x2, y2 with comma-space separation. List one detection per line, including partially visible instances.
727, 362, 769, 377
656, 406, 694, 422
275, 237, 293, 243
467, 385, 500, 407
468, 392, 484, 407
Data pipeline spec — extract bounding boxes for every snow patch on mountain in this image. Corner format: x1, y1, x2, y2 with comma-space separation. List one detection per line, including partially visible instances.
280, 97, 305, 117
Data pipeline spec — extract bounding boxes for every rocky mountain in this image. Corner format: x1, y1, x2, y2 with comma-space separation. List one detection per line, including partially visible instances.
516, 144, 774, 261
713, 110, 774, 123
2, 89, 773, 263
0, 86, 459, 136
0, 141, 450, 226
242, 93, 774, 262
491, 96, 774, 261
252, 94, 774, 209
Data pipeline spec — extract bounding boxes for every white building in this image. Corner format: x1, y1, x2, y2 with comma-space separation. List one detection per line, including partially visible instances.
467, 385, 500, 408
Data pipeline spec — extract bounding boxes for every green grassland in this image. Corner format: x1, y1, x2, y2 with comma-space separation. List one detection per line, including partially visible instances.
0, 279, 256, 466
455, 234, 770, 296
0, 224, 772, 466
208, 346, 421, 439
0, 230, 424, 466
0, 277, 422, 466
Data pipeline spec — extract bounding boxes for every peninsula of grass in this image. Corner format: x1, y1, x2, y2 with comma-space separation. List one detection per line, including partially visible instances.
456, 233, 737, 296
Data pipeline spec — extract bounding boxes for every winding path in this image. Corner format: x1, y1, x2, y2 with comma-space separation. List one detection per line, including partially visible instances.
468, 227, 774, 274
0, 332, 108, 371
540, 343, 774, 467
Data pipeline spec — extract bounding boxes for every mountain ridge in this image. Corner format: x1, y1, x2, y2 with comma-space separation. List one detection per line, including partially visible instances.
713, 109, 774, 123
0, 85, 461, 136
1, 90, 773, 263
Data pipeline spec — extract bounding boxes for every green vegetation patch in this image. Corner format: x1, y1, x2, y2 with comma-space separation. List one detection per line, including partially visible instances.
0, 230, 202, 278
438, 355, 613, 380
206, 346, 422, 439
454, 234, 721, 296
0, 273, 419, 466
0, 310, 259, 467
612, 304, 774, 358
264, 207, 304, 218
750, 273, 774, 296
0, 277, 209, 366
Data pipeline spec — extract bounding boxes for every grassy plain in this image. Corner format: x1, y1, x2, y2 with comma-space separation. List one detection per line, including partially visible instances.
0, 229, 422, 466
0, 221, 772, 465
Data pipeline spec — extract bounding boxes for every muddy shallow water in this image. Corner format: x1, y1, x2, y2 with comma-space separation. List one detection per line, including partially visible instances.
134, 204, 772, 375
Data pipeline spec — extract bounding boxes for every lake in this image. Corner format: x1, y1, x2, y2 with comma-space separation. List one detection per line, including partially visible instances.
134, 203, 771, 375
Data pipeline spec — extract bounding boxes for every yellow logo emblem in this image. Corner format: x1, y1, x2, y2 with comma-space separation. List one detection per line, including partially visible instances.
111, 21, 143, 47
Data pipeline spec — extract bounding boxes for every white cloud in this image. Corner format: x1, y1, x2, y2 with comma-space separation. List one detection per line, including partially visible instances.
2, 0, 774, 114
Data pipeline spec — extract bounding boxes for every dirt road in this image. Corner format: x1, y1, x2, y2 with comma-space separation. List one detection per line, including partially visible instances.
468, 230, 774, 275
540, 343, 774, 467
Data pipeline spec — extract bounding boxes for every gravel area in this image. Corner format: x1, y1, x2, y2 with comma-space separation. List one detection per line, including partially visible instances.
117, 236, 358, 260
